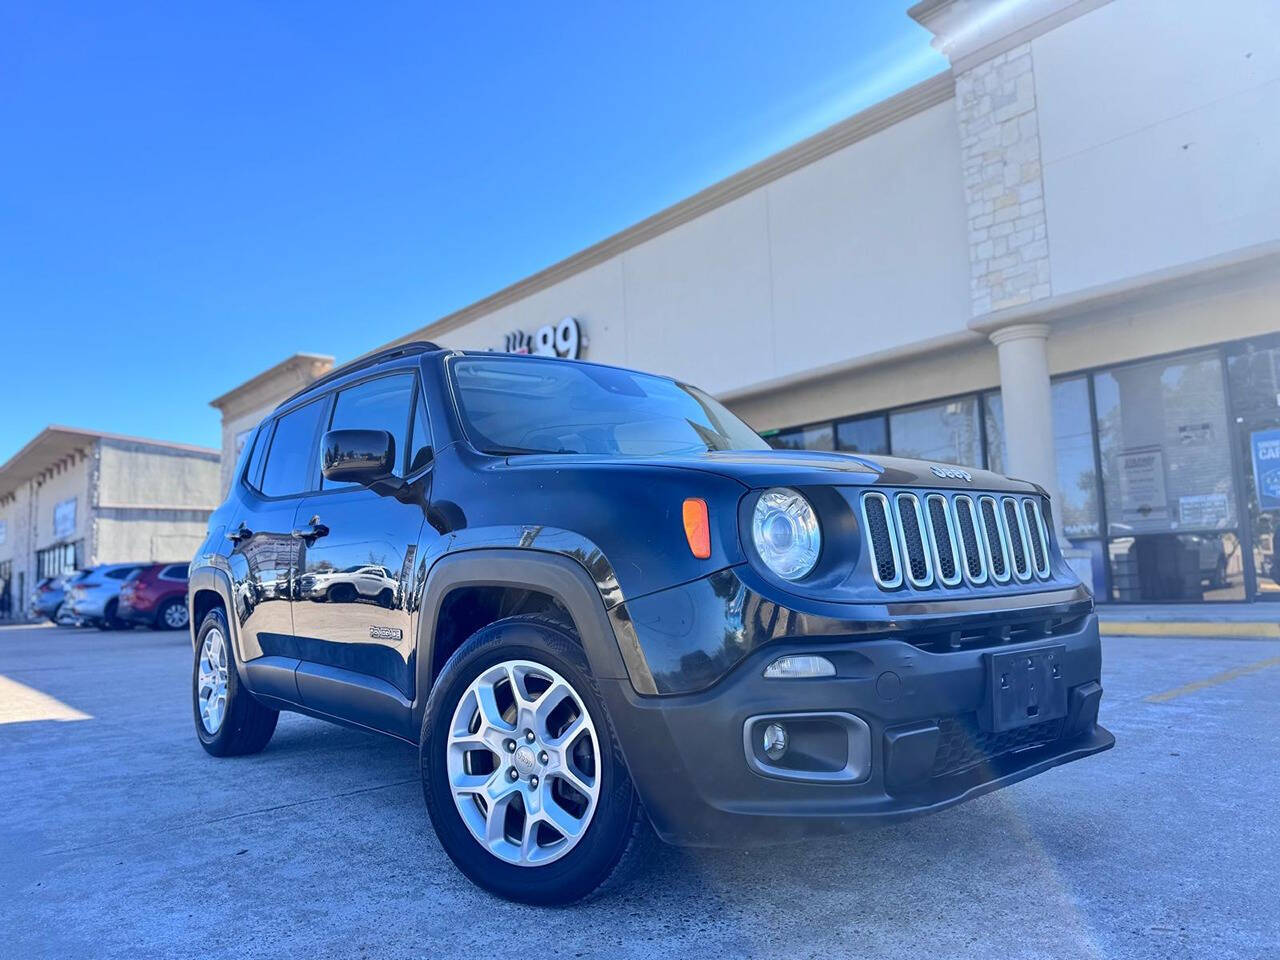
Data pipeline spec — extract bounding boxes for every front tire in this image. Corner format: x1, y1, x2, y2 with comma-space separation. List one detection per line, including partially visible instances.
420, 617, 644, 905
193, 608, 278, 756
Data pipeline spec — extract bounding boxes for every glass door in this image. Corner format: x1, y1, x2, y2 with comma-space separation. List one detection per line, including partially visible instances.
1226, 336, 1280, 601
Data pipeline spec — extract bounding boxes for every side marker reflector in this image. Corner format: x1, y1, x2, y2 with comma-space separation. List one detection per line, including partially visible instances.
682, 498, 711, 559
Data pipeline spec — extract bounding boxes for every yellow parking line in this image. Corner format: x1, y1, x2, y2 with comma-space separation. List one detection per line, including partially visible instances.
0, 675, 92, 724
1145, 655, 1280, 703
1103, 620, 1280, 639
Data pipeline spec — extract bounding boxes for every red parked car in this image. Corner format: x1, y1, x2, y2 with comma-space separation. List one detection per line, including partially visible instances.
117, 563, 190, 630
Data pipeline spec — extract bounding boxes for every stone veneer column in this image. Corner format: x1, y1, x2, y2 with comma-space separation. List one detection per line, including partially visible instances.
954, 42, 1051, 317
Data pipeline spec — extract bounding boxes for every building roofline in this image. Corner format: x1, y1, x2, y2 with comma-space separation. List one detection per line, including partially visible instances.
209, 352, 336, 410
382, 70, 955, 350
0, 426, 220, 500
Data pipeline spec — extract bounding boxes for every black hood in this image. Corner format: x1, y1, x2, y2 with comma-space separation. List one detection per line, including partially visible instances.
504, 449, 1041, 495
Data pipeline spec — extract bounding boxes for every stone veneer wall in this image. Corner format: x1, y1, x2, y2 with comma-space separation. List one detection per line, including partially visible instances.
954, 42, 1051, 316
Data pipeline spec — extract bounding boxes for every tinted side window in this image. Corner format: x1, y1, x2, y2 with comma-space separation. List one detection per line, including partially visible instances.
322, 374, 414, 489
260, 399, 326, 498
243, 425, 269, 489
107, 568, 132, 580
161, 564, 188, 580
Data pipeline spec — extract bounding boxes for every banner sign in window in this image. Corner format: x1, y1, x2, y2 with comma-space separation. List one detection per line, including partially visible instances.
54, 497, 77, 538
1251, 428, 1280, 512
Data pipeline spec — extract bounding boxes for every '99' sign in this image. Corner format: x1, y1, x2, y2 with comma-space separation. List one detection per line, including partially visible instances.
501, 317, 582, 359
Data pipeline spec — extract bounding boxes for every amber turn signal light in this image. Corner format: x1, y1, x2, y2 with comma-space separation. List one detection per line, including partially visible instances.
682, 498, 711, 559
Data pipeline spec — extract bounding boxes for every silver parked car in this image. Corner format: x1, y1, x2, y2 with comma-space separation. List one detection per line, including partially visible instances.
66, 563, 148, 629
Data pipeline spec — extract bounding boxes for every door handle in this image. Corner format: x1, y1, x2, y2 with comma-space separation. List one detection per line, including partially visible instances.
292, 516, 329, 544
226, 522, 253, 544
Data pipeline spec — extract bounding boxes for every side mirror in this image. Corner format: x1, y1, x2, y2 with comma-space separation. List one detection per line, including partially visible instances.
321, 429, 395, 486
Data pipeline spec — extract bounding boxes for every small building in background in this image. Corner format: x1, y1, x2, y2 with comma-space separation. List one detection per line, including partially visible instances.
0, 427, 221, 617
209, 353, 334, 495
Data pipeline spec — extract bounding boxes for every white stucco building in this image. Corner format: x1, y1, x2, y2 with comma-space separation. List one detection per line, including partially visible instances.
0, 428, 221, 617
210, 0, 1280, 604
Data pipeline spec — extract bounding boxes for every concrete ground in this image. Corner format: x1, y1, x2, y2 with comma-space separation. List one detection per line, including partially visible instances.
1, 623, 1277, 960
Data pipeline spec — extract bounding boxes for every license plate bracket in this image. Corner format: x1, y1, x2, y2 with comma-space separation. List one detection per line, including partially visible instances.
981, 644, 1067, 732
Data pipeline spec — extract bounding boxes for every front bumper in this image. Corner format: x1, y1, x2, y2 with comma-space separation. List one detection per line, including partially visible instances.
599, 611, 1112, 846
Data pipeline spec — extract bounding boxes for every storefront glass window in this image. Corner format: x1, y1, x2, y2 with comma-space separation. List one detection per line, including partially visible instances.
835, 414, 888, 454
889, 397, 981, 468
983, 392, 1004, 474
984, 381, 1100, 536
1107, 532, 1244, 603
767, 423, 834, 451
1095, 352, 1241, 601
1226, 337, 1280, 600
1052, 377, 1101, 539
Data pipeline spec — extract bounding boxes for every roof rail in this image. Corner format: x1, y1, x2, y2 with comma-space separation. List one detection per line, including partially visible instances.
275, 340, 442, 409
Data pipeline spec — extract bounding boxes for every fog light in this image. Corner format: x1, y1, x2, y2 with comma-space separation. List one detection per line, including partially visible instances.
763, 654, 836, 679
761, 722, 788, 760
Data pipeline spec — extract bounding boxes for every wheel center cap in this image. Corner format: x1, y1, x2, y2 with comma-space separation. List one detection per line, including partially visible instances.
513, 745, 537, 775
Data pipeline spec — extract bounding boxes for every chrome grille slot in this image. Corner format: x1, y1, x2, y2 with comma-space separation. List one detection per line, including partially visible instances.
1023, 498, 1051, 578
860, 492, 902, 589
1002, 496, 1032, 581
894, 493, 933, 588
978, 496, 1010, 583
952, 495, 987, 584
925, 494, 962, 587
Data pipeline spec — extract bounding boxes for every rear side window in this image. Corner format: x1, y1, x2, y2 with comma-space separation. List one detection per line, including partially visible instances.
322, 374, 415, 489
160, 564, 188, 580
107, 568, 134, 580
260, 399, 326, 498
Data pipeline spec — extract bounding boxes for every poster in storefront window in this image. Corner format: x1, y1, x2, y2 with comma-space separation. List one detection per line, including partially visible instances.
1117, 447, 1168, 527
54, 497, 77, 538
1178, 493, 1230, 528
1251, 428, 1280, 512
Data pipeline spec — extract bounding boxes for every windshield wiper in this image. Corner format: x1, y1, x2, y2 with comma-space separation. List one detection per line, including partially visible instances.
482, 444, 575, 456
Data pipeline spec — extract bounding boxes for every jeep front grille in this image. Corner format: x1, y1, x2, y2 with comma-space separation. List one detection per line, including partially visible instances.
862, 490, 1053, 592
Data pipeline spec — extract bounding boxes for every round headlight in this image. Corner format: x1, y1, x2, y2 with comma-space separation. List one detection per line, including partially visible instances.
751, 488, 821, 581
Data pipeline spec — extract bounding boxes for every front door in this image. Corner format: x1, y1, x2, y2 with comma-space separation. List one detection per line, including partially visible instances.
291, 371, 431, 710
1227, 337, 1280, 601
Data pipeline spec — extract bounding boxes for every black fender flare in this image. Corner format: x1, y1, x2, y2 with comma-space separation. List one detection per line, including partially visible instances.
187, 564, 241, 662
410, 548, 654, 730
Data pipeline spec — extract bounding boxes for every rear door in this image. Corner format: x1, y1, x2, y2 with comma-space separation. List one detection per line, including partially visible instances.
291, 371, 429, 721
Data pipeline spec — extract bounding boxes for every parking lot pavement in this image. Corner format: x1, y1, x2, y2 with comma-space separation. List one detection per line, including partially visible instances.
1, 623, 1277, 960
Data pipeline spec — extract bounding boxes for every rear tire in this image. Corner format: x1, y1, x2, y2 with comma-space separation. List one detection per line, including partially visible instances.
420, 616, 645, 905
193, 608, 278, 756
156, 598, 189, 631
99, 600, 132, 631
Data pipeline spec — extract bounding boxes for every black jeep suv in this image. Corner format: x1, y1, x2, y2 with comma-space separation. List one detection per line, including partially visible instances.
189, 341, 1113, 904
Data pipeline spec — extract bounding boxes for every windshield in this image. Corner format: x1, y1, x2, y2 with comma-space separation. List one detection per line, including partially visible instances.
450, 356, 769, 457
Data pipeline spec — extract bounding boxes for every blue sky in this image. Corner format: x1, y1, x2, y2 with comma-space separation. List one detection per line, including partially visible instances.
0, 2, 944, 461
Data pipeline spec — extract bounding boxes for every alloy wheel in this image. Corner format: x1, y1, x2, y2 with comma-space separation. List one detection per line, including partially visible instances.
446, 659, 601, 867
197, 627, 229, 733
164, 602, 190, 629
